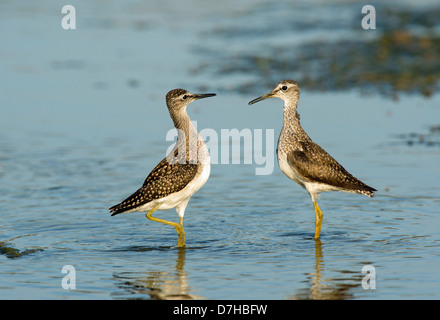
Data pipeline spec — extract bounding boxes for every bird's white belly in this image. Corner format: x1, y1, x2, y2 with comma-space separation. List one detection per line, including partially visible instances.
278, 150, 340, 196
162, 162, 210, 209
136, 162, 211, 212
278, 151, 307, 188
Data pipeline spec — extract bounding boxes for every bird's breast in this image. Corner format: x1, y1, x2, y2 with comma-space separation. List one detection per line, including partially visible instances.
277, 149, 306, 188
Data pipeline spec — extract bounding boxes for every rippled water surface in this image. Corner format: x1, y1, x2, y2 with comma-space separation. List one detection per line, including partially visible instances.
1, 0, 440, 299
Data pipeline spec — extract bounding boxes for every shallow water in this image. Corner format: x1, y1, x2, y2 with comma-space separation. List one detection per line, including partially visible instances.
1, 0, 440, 300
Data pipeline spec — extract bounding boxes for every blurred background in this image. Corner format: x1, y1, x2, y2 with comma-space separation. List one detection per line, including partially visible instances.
0, 0, 439, 300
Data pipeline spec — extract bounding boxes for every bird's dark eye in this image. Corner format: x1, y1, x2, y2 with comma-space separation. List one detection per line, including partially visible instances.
281, 86, 288, 91
182, 95, 188, 100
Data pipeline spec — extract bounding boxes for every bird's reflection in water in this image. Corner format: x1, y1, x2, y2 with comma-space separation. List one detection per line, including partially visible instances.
290, 239, 363, 300
113, 248, 203, 300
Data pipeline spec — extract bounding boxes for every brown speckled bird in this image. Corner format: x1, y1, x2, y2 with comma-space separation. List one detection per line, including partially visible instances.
249, 80, 376, 239
110, 89, 216, 247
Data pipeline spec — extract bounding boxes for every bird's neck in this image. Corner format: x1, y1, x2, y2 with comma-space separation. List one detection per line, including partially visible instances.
282, 99, 301, 130
170, 109, 208, 164
280, 99, 310, 147
171, 109, 193, 136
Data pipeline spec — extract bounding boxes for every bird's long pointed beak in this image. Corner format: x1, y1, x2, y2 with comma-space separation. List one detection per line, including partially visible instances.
248, 92, 274, 105
193, 93, 216, 100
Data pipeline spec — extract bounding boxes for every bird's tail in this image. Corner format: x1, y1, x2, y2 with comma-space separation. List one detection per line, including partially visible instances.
358, 185, 377, 198
109, 187, 145, 216
109, 203, 126, 216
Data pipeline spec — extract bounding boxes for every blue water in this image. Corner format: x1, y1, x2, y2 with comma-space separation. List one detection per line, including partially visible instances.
1, 0, 439, 299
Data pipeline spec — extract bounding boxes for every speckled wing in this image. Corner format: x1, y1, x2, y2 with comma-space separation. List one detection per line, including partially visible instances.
109, 155, 199, 215
287, 141, 376, 196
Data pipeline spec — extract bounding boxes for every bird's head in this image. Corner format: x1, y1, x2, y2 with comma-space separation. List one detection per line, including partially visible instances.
248, 80, 300, 106
166, 89, 216, 112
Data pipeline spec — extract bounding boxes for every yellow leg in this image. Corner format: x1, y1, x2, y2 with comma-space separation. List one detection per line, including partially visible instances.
313, 200, 323, 240
146, 204, 185, 247
178, 217, 185, 248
